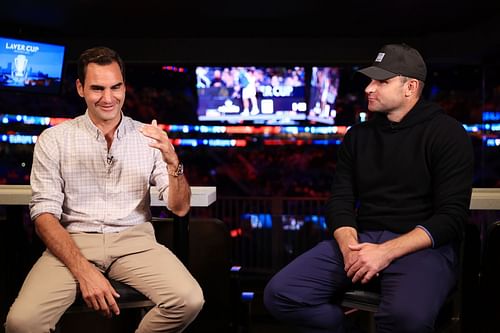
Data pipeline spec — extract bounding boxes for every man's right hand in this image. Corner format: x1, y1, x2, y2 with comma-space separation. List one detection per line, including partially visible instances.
34, 214, 121, 318
333, 226, 360, 274
35, 213, 120, 317
76, 263, 121, 318
342, 246, 361, 273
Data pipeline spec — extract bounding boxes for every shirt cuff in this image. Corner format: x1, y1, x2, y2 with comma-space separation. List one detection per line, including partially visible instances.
416, 225, 435, 248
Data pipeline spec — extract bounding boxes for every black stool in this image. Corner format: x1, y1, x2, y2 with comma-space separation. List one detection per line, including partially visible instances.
341, 280, 462, 333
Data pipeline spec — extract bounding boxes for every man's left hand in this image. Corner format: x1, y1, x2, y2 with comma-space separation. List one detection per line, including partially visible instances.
346, 243, 392, 284
139, 119, 178, 165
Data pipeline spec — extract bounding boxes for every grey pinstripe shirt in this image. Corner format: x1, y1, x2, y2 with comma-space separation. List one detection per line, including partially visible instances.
29, 111, 169, 233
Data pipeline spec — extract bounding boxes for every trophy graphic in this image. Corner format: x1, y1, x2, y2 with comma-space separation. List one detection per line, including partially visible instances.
12, 54, 29, 84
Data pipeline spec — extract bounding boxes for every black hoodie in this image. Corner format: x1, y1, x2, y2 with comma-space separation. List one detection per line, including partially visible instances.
325, 99, 474, 247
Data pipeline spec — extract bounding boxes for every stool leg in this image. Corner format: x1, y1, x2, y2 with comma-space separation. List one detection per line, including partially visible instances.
368, 313, 375, 333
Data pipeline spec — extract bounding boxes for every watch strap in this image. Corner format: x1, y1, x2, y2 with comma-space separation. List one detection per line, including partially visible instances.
168, 162, 184, 177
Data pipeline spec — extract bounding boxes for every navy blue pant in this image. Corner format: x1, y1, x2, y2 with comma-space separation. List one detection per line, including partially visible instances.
263, 230, 458, 333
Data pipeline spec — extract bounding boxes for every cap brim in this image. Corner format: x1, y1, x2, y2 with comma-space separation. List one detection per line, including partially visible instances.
358, 66, 397, 80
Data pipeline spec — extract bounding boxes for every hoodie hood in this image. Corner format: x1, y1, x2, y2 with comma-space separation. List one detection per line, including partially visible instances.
374, 99, 444, 131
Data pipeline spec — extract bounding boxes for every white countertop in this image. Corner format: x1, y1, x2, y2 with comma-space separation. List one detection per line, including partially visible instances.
0, 185, 498, 210
0, 185, 216, 207
469, 188, 500, 210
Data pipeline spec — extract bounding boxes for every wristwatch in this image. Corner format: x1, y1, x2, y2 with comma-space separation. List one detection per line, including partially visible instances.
168, 162, 184, 177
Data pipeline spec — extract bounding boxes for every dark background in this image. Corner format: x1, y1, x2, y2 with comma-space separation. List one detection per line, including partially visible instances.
1, 2, 500, 332
0, 0, 499, 65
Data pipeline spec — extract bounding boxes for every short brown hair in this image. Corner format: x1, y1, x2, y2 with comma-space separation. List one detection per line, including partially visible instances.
77, 46, 125, 85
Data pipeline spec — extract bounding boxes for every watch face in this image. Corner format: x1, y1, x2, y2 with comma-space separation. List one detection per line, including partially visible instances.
176, 163, 184, 176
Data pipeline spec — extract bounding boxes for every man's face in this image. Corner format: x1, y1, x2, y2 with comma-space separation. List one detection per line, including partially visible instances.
364, 76, 408, 114
76, 62, 125, 126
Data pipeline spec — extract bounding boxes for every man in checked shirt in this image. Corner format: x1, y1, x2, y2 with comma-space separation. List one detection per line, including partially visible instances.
5, 46, 204, 333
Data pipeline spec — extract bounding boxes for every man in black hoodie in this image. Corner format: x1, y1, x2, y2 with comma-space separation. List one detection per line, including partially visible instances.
264, 44, 474, 333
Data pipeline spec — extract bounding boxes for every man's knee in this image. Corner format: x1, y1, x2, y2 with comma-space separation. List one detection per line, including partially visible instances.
4, 310, 24, 333
377, 306, 435, 333
137, 284, 204, 333
166, 282, 205, 320
263, 276, 293, 319
263, 277, 280, 312
183, 284, 205, 318
5, 305, 49, 333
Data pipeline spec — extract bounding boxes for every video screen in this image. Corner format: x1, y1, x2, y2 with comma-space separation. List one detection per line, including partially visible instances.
196, 66, 307, 125
0, 36, 66, 95
307, 66, 340, 125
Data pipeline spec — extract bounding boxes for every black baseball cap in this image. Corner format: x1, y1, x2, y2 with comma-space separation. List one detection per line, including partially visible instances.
358, 43, 427, 82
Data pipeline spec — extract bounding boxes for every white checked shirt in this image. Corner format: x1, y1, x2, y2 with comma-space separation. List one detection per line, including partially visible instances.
29, 111, 169, 233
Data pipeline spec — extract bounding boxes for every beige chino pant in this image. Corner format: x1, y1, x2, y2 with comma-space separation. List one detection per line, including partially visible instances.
5, 222, 204, 333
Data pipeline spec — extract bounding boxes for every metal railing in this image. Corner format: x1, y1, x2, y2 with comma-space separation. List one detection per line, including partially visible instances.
190, 196, 330, 273
188, 191, 500, 275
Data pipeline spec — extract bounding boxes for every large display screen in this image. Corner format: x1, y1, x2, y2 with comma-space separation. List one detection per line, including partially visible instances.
196, 66, 307, 125
307, 66, 340, 125
0, 36, 66, 95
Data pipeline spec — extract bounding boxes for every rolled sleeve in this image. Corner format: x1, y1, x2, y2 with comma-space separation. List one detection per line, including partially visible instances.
149, 146, 169, 207
29, 129, 64, 221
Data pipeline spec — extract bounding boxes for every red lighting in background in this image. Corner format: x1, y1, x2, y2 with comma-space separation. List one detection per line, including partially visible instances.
225, 126, 281, 135
50, 117, 71, 126
230, 228, 243, 238
336, 126, 349, 135
263, 139, 307, 146
234, 140, 247, 147
161, 66, 186, 73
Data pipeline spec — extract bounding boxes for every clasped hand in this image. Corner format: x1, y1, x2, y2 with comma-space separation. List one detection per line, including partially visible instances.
344, 242, 391, 284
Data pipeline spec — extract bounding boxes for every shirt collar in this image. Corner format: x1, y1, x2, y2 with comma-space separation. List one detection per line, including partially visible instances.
82, 110, 127, 141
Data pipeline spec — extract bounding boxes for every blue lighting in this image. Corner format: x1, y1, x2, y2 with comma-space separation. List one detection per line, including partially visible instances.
241, 292, 254, 301
483, 111, 500, 122
485, 138, 500, 147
